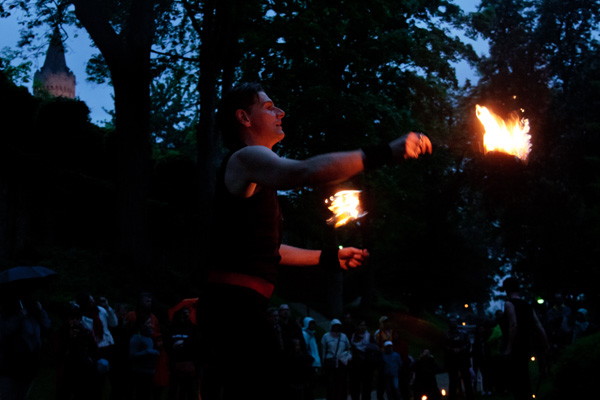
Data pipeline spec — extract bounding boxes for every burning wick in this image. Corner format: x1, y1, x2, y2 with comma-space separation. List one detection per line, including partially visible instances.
325, 190, 367, 228
475, 105, 532, 161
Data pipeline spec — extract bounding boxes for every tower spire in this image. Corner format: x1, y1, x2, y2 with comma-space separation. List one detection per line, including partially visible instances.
33, 26, 76, 98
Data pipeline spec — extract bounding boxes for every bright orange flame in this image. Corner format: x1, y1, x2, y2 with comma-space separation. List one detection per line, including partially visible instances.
325, 190, 366, 228
476, 105, 531, 160
422, 396, 428, 400
441, 389, 447, 396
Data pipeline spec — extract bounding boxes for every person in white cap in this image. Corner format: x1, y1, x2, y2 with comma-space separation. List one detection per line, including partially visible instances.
322, 319, 352, 400
381, 340, 402, 400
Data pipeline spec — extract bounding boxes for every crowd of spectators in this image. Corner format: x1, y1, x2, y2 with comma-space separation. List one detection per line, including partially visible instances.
1, 289, 597, 400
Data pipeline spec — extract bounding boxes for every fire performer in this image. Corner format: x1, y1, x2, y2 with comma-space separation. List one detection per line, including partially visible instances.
198, 82, 432, 400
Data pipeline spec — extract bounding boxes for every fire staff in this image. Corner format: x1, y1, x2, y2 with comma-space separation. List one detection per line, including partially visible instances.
198, 82, 432, 400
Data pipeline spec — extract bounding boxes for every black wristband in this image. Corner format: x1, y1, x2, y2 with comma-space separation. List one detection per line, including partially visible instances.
361, 143, 393, 170
319, 246, 341, 271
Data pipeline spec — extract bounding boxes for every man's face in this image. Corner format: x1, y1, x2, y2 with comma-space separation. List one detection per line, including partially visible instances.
141, 296, 152, 311
357, 321, 367, 333
245, 91, 285, 146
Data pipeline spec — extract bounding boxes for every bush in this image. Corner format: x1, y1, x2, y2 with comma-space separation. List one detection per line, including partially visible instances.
552, 332, 600, 398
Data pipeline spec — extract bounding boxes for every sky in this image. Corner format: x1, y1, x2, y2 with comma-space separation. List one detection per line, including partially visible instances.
0, 0, 488, 125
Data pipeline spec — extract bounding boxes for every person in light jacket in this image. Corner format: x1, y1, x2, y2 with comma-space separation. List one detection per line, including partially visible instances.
321, 319, 352, 400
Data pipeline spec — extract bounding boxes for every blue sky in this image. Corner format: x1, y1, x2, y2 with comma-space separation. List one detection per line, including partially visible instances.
0, 0, 487, 125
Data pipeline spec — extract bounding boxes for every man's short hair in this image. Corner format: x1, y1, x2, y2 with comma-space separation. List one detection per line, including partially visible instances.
501, 277, 520, 293
216, 82, 264, 150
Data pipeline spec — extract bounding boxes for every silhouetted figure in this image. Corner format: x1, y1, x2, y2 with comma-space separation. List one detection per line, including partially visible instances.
500, 277, 549, 400
544, 293, 572, 364
572, 308, 598, 343
76, 292, 118, 400
54, 302, 98, 400
109, 302, 133, 400
126, 292, 169, 399
444, 318, 474, 400
130, 315, 160, 400
302, 317, 322, 399
472, 322, 492, 395
166, 308, 201, 400
381, 341, 402, 400
279, 304, 304, 353
0, 296, 51, 400
349, 320, 377, 400
411, 349, 443, 400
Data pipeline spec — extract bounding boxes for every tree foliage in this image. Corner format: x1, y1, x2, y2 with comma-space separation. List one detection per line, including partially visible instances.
466, 0, 600, 309
1, 0, 599, 319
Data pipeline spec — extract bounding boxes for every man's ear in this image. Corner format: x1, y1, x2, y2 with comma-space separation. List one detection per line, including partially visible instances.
236, 109, 251, 127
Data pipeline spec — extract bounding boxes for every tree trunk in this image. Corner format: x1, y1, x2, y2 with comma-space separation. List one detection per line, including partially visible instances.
73, 0, 156, 270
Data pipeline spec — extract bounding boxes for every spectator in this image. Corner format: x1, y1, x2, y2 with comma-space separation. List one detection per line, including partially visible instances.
487, 310, 507, 395
544, 293, 572, 363
374, 316, 396, 400
109, 302, 133, 400
349, 319, 377, 400
500, 277, 549, 400
322, 319, 352, 400
54, 302, 98, 400
443, 318, 474, 400
283, 337, 315, 400
76, 293, 118, 400
279, 304, 304, 353
130, 315, 160, 400
572, 308, 598, 343
267, 306, 285, 351
411, 349, 443, 400
341, 311, 356, 340
472, 322, 492, 395
166, 308, 201, 400
126, 292, 169, 399
302, 317, 321, 399
0, 296, 51, 400
381, 341, 402, 400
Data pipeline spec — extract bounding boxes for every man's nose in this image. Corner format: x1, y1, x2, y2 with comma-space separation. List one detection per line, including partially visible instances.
276, 107, 285, 117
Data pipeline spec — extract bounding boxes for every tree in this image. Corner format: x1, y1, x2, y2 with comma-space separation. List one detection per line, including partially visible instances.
466, 0, 600, 310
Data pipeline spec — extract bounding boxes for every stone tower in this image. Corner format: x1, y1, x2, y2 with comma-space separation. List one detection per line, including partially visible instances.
33, 27, 76, 98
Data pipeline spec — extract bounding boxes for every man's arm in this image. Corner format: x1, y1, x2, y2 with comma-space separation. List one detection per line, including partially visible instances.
226, 146, 365, 197
225, 132, 432, 198
279, 244, 369, 270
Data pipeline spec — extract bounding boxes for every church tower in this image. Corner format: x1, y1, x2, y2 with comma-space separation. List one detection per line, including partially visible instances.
33, 27, 76, 98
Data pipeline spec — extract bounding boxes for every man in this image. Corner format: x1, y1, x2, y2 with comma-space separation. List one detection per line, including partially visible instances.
76, 293, 118, 400
443, 318, 474, 400
381, 341, 402, 400
321, 319, 353, 400
302, 317, 322, 399
500, 277, 549, 400
278, 303, 304, 352
199, 82, 432, 399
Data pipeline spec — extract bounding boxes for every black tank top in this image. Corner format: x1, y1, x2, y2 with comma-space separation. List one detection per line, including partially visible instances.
503, 298, 534, 355
208, 152, 283, 284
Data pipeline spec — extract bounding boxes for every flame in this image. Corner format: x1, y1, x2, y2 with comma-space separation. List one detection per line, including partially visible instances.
325, 190, 367, 228
441, 389, 447, 396
475, 105, 531, 160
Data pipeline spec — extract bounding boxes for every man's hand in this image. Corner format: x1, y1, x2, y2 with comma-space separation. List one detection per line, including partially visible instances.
389, 132, 432, 160
338, 247, 369, 270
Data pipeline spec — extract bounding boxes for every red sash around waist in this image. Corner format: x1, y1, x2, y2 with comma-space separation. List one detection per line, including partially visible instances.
207, 270, 275, 299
